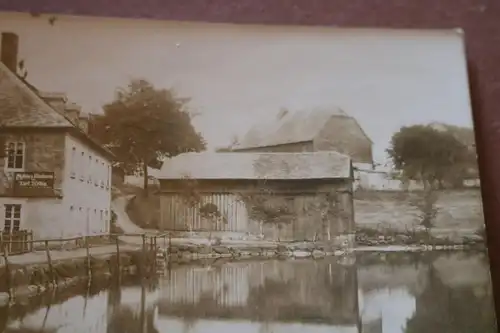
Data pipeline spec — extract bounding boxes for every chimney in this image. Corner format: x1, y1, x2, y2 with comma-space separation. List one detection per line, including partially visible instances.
64, 102, 81, 124
39, 92, 68, 114
78, 113, 89, 134
1, 32, 19, 73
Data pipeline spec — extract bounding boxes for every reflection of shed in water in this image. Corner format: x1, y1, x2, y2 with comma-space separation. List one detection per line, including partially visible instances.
157, 258, 360, 329
157, 152, 354, 243
362, 317, 383, 333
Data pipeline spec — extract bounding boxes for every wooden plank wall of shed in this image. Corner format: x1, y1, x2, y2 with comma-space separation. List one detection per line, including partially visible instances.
160, 193, 248, 232
159, 189, 354, 241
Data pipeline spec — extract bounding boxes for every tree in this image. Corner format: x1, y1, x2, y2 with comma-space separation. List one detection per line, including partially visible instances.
386, 125, 470, 189
238, 181, 295, 240
89, 79, 206, 195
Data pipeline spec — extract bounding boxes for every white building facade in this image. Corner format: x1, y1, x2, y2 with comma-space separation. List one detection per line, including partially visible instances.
63, 134, 113, 237
0, 31, 113, 240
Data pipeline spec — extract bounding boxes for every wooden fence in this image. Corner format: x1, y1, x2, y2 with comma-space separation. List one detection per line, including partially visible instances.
1, 231, 173, 300
1, 231, 172, 257
1, 230, 34, 255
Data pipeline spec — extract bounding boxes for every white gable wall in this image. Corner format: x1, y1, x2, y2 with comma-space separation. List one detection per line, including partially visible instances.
61, 134, 112, 237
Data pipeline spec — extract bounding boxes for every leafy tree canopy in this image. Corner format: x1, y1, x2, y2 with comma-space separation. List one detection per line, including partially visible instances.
386, 125, 471, 187
89, 79, 206, 175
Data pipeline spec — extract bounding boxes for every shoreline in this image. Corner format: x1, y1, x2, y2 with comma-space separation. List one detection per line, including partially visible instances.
0, 239, 487, 306
0, 249, 156, 305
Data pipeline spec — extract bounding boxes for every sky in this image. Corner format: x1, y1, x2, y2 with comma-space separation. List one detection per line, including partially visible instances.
0, 12, 474, 163
361, 288, 416, 333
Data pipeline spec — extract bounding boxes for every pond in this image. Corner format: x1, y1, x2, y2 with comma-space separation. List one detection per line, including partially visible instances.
0, 251, 497, 333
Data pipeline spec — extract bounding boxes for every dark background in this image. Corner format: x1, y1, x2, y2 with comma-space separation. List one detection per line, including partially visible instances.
1, 0, 499, 319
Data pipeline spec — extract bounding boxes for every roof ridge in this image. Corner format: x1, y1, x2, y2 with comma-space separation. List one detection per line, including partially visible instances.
236, 106, 352, 150
0, 61, 73, 128
0, 62, 114, 160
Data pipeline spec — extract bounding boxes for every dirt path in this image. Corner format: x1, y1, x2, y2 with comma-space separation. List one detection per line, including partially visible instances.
112, 195, 147, 234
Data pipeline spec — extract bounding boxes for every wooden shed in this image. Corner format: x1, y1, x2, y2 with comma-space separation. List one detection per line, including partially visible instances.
157, 151, 355, 243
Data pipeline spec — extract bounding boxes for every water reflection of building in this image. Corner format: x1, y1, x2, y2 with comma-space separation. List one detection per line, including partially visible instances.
3, 252, 496, 333
5, 292, 109, 333
158, 258, 360, 331
4, 285, 159, 333
362, 317, 383, 333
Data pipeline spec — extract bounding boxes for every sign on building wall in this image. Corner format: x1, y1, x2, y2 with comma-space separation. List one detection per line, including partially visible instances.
12, 172, 55, 196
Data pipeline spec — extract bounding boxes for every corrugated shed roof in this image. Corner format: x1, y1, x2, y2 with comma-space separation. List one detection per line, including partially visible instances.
158, 151, 352, 180
0, 62, 73, 127
234, 106, 351, 150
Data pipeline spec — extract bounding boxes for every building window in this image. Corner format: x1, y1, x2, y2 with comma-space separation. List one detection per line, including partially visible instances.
3, 204, 21, 233
102, 210, 107, 233
95, 158, 99, 186
5, 142, 25, 171
88, 155, 93, 183
70, 147, 76, 178
80, 152, 85, 181
107, 165, 111, 189
101, 162, 105, 188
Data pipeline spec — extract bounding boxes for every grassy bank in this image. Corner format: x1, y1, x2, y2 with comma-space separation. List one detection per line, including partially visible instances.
354, 188, 484, 233
355, 225, 485, 250
126, 190, 161, 230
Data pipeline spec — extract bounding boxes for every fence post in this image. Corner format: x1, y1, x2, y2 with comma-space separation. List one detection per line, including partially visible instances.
141, 234, 147, 276
141, 234, 146, 254
3, 243, 11, 299
85, 237, 91, 279
168, 232, 172, 257
29, 232, 34, 252
44, 240, 55, 285
23, 231, 27, 253
115, 235, 121, 283
152, 236, 157, 273
8, 232, 11, 255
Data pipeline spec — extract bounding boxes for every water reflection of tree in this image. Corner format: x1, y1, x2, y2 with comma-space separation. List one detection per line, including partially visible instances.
0, 306, 10, 333
404, 262, 497, 333
107, 307, 158, 333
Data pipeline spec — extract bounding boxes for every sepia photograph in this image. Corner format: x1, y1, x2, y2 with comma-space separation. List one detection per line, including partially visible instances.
0, 11, 496, 333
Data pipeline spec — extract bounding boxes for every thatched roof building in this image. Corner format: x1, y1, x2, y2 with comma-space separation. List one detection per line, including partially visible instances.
230, 107, 373, 165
